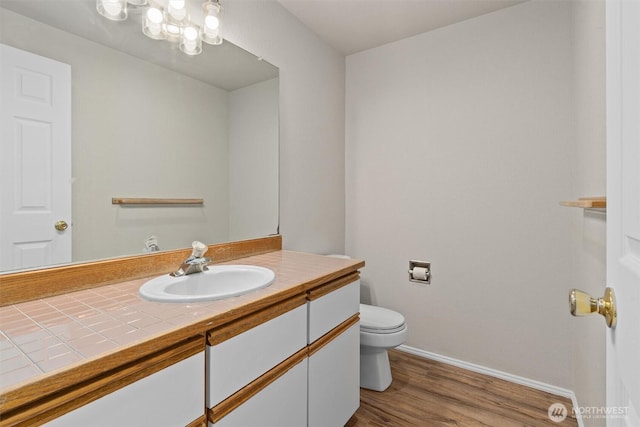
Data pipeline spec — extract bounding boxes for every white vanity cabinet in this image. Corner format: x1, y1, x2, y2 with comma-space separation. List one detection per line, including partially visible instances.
207, 298, 308, 425
45, 350, 205, 427
207, 278, 361, 427
307, 279, 360, 427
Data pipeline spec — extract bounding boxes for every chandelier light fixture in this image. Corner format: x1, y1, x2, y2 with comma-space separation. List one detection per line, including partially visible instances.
96, 0, 223, 56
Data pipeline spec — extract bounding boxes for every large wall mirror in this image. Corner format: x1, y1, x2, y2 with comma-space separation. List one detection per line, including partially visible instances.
0, 0, 279, 274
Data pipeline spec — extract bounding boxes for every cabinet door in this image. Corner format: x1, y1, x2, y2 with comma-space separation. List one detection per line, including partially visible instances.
308, 323, 360, 427
45, 351, 204, 427
211, 358, 308, 427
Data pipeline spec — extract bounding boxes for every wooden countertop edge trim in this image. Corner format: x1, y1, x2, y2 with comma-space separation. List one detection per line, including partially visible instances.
208, 347, 309, 424
307, 272, 361, 301
0, 336, 204, 427
0, 269, 363, 417
0, 235, 282, 307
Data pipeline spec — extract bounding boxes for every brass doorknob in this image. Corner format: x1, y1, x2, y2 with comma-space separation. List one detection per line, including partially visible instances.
54, 220, 68, 232
569, 288, 617, 328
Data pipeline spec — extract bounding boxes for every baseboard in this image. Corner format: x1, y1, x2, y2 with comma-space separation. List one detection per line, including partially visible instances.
396, 345, 584, 427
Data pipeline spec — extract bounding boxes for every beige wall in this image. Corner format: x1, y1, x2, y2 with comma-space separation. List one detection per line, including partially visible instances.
570, 0, 607, 424
223, 0, 346, 254
346, 0, 574, 388
229, 78, 279, 241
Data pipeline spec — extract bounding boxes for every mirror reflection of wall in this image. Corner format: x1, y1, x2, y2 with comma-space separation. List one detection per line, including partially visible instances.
0, 4, 278, 273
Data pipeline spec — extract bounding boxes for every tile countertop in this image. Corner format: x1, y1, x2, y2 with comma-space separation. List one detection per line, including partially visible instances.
0, 251, 363, 396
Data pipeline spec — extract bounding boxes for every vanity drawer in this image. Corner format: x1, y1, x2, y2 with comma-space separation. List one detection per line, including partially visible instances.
206, 302, 307, 408
308, 279, 360, 343
45, 351, 205, 427
210, 358, 308, 427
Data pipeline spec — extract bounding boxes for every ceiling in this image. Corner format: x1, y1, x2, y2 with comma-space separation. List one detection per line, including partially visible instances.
278, 0, 527, 55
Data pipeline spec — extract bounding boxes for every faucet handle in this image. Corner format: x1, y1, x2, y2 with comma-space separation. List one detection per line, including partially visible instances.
191, 241, 208, 258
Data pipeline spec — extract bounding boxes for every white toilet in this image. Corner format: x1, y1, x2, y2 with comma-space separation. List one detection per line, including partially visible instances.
359, 303, 408, 391
326, 255, 408, 392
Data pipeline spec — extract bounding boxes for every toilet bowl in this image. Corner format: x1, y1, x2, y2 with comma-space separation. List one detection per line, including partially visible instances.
325, 255, 408, 391
359, 303, 407, 392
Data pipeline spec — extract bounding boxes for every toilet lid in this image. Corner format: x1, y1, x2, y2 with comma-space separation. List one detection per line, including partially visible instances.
360, 304, 406, 333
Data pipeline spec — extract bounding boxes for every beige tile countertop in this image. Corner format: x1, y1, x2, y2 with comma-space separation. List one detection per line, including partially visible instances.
0, 250, 363, 397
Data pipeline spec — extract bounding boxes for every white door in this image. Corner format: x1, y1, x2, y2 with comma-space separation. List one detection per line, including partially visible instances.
0, 44, 72, 271
606, 0, 640, 425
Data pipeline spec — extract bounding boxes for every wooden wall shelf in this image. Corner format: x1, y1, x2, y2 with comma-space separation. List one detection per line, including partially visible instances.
112, 198, 204, 206
560, 197, 606, 209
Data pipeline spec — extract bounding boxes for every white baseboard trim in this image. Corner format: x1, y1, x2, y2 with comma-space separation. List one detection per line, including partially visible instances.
396, 345, 584, 427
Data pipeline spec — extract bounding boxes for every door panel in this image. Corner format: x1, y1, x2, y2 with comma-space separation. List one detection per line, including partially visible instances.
606, 0, 640, 425
0, 43, 71, 271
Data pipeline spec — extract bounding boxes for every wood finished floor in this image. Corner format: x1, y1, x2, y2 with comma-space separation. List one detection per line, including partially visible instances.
346, 350, 578, 427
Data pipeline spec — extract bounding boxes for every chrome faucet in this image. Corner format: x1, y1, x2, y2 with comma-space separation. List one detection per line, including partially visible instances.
170, 241, 211, 277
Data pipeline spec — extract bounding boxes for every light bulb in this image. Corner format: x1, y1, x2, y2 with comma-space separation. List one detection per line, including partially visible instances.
97, 0, 127, 21
184, 26, 198, 40
204, 15, 219, 30
143, 7, 166, 39
103, 0, 122, 15
201, 1, 223, 45
148, 7, 163, 24
180, 25, 202, 55
168, 0, 187, 21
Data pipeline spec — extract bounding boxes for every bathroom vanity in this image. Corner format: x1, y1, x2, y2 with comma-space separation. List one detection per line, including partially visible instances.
0, 236, 363, 426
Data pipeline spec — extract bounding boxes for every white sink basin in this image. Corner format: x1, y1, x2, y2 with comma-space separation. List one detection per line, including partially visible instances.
139, 265, 275, 303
